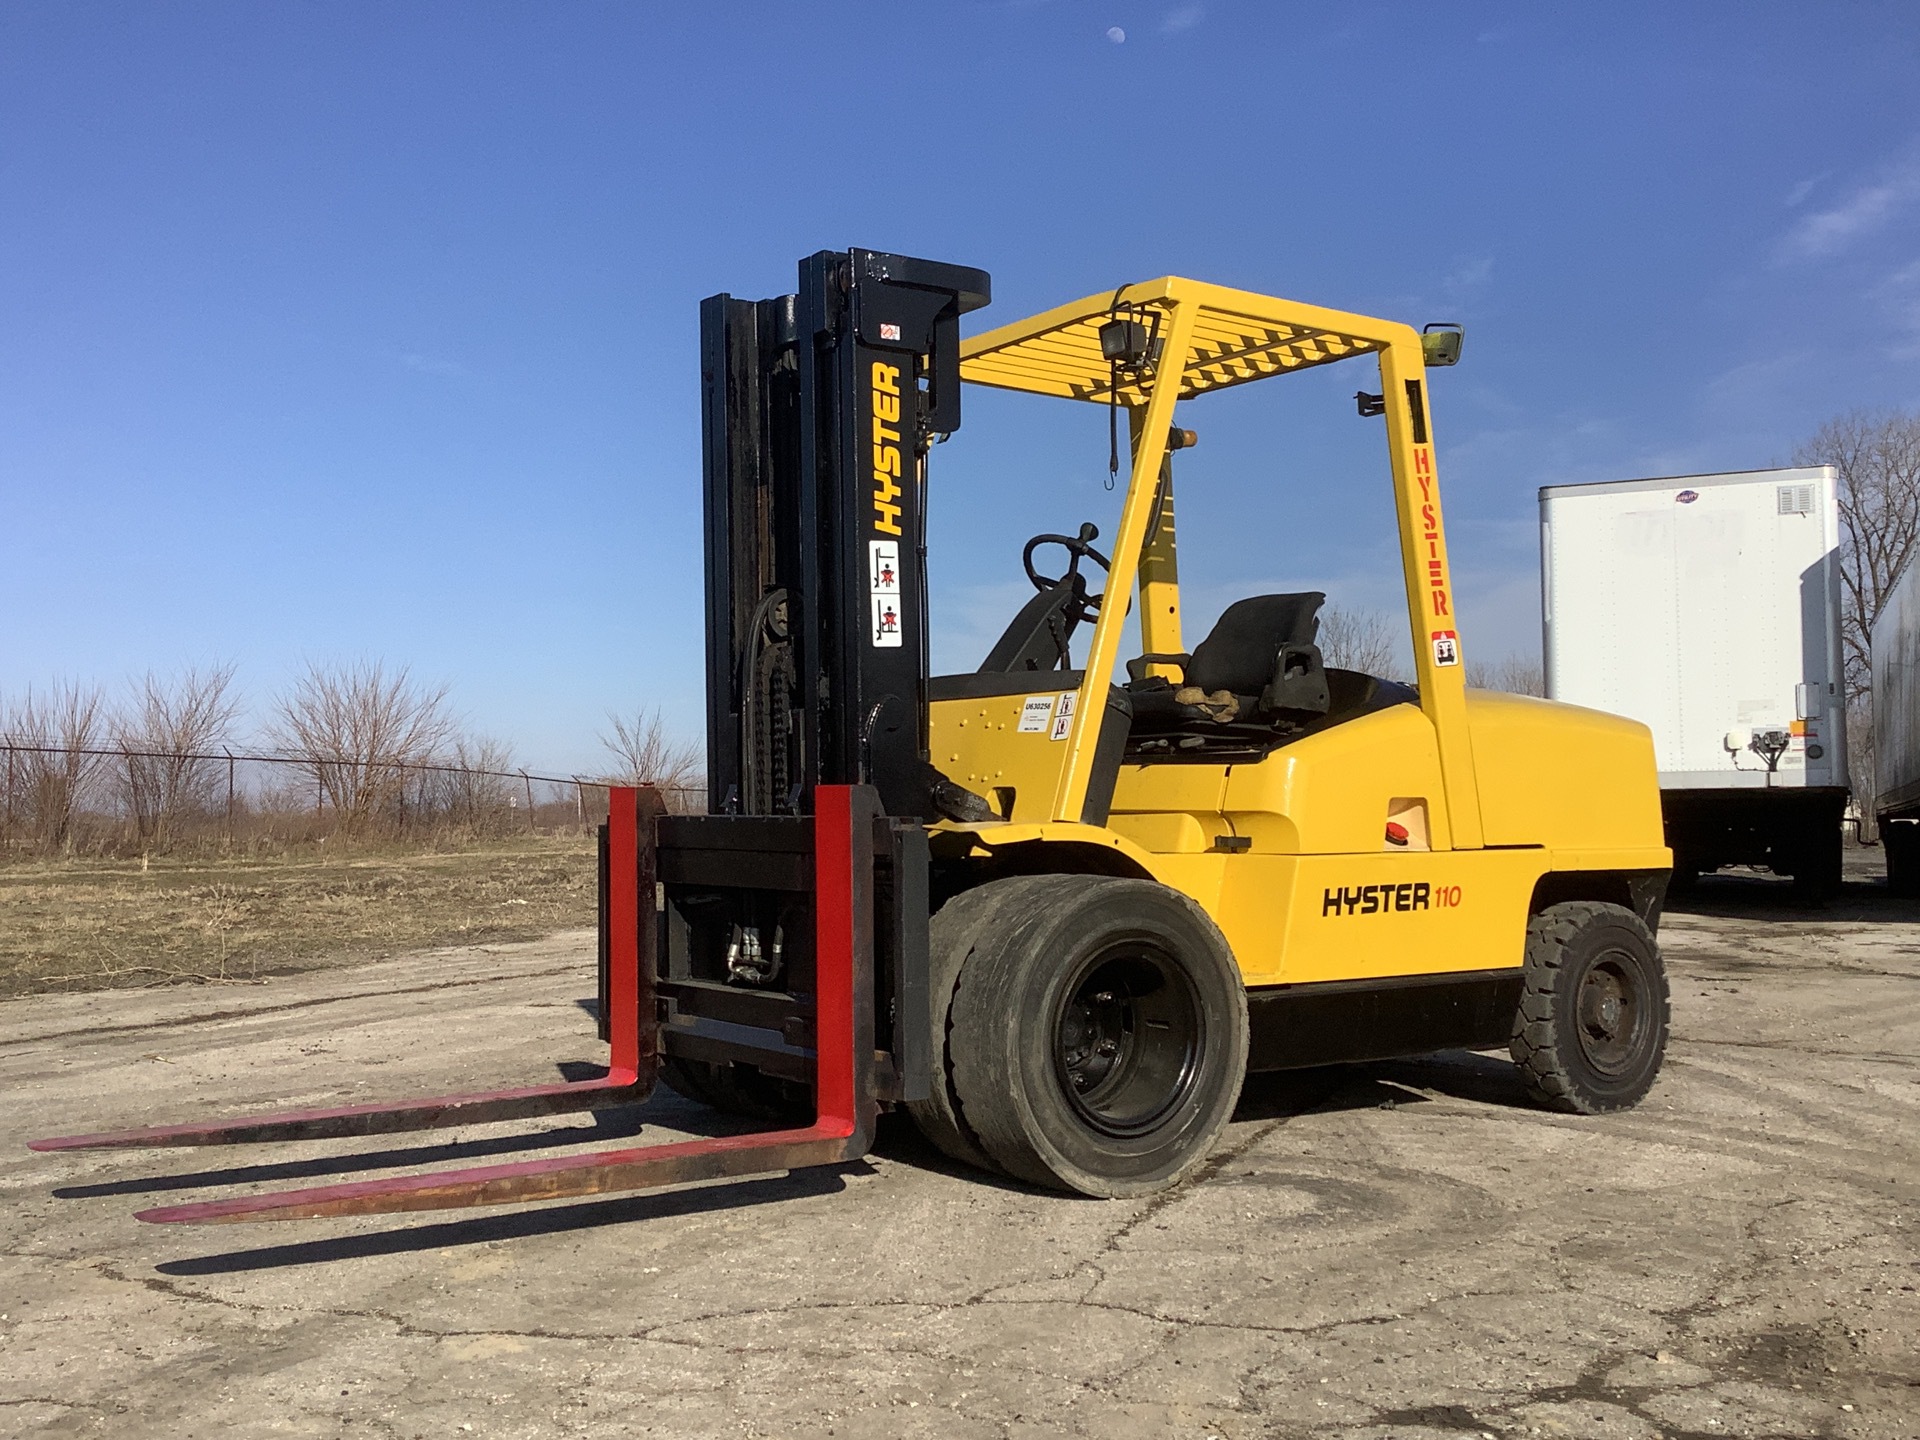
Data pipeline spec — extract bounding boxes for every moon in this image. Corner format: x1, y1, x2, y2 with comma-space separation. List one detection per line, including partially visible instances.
1106, 26, 1126, 43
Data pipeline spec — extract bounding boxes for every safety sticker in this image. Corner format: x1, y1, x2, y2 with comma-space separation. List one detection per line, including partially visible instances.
1049, 692, 1077, 741
1017, 696, 1054, 734
1430, 630, 1460, 667
868, 540, 899, 595
868, 540, 902, 648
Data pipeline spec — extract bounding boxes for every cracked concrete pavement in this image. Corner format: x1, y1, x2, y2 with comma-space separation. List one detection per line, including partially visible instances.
3, 864, 1917, 1439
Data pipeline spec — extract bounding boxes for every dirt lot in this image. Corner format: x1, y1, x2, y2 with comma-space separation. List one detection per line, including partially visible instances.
3, 856, 1916, 1439
0, 837, 596, 997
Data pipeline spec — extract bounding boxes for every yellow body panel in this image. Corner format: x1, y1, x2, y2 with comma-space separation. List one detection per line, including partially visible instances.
942, 690, 1666, 989
1466, 692, 1666, 852
939, 276, 1669, 996
1216, 849, 1544, 987
930, 688, 1083, 824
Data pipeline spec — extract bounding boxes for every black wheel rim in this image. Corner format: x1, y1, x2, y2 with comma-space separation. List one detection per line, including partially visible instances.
1052, 944, 1203, 1138
1575, 949, 1645, 1076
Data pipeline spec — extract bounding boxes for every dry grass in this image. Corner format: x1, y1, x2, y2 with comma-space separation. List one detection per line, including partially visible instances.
0, 835, 596, 998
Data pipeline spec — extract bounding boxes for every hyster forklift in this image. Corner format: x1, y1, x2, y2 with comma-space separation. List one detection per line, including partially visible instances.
34, 250, 1673, 1221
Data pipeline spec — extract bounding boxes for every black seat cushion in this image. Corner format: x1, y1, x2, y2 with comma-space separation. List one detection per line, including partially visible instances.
1185, 592, 1325, 696
1126, 592, 1329, 736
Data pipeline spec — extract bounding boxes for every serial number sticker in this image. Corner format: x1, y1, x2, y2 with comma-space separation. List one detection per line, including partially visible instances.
1050, 692, 1077, 741
1017, 696, 1054, 733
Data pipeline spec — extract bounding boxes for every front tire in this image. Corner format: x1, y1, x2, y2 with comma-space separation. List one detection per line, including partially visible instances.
1511, 901, 1669, 1114
660, 1055, 811, 1125
944, 876, 1249, 1197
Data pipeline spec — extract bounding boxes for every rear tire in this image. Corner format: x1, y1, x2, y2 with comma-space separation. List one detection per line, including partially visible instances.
944, 876, 1249, 1197
1511, 901, 1669, 1114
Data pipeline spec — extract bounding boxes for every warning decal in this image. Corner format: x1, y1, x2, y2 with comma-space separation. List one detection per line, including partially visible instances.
1431, 630, 1460, 667
868, 540, 902, 648
868, 540, 899, 595
1049, 692, 1077, 741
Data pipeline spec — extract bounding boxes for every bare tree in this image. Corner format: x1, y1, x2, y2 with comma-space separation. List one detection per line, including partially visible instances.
269, 662, 456, 836
600, 709, 704, 809
1793, 408, 1920, 699
1792, 408, 1920, 826
424, 735, 519, 833
114, 663, 242, 849
1466, 653, 1546, 697
1317, 605, 1403, 678
5, 681, 109, 852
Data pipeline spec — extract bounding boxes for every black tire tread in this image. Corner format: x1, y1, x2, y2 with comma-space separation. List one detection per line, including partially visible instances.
661, 1055, 809, 1124
947, 876, 1248, 1196
906, 875, 1085, 1175
1510, 900, 1668, 1115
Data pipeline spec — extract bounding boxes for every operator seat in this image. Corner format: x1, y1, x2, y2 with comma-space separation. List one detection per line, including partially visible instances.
1126, 592, 1332, 738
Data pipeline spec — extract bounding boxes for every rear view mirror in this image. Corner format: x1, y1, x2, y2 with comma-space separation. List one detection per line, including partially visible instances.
1421, 323, 1463, 367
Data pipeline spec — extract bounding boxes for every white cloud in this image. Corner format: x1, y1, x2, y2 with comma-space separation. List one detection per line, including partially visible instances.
1870, 256, 1920, 360
1161, 4, 1204, 34
1442, 255, 1493, 302
1783, 173, 1828, 208
1775, 144, 1920, 263
399, 352, 467, 378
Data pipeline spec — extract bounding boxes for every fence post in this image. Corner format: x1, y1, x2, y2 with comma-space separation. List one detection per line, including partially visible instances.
225, 748, 235, 847
521, 771, 536, 833
573, 776, 586, 829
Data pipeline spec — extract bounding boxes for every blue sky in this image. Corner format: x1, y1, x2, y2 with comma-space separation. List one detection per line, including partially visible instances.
3, 2, 1918, 774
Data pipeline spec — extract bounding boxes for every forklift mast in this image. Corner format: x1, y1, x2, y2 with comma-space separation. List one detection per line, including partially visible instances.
701, 248, 991, 820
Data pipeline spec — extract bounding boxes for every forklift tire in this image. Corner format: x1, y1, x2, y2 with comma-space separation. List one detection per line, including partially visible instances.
908, 875, 1088, 1175
945, 876, 1249, 1197
1510, 901, 1669, 1115
660, 1056, 811, 1125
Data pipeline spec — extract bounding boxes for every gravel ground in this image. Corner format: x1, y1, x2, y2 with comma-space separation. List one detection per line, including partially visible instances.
2, 852, 1915, 1439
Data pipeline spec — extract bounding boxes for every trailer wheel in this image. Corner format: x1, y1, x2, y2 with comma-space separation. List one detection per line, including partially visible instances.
907, 875, 1085, 1175
944, 876, 1248, 1197
1511, 901, 1669, 1114
1887, 822, 1920, 898
1786, 834, 1843, 903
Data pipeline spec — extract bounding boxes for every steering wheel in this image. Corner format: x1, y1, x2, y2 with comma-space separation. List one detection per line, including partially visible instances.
1022, 523, 1111, 624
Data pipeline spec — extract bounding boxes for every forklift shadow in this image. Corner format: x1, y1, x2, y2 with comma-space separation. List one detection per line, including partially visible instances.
153, 1164, 861, 1277
868, 1050, 1534, 1195
1233, 1049, 1532, 1121
58, 1070, 780, 1202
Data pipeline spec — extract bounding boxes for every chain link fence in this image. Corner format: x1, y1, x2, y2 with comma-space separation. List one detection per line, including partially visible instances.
0, 739, 703, 860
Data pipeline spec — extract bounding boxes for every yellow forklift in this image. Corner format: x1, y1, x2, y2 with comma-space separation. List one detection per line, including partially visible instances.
35, 253, 1672, 1221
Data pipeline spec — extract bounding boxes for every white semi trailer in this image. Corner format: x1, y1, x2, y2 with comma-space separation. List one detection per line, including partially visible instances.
1540, 467, 1848, 898
1872, 557, 1920, 895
